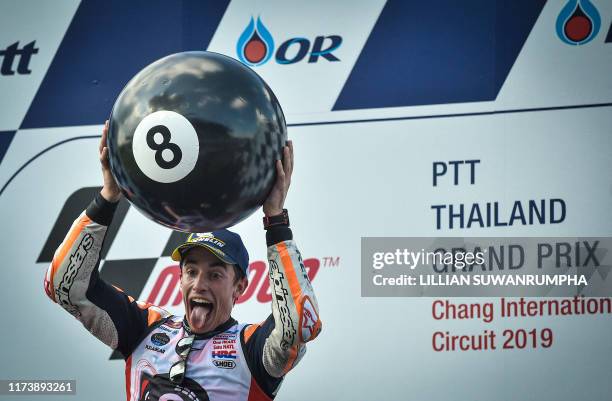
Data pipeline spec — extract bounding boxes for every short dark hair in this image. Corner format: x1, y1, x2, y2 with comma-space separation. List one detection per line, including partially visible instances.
232, 265, 246, 284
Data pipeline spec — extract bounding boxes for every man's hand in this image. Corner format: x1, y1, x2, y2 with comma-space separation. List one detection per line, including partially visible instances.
99, 120, 122, 202
263, 140, 293, 217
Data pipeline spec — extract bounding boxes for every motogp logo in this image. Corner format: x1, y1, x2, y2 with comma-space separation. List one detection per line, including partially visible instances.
236, 16, 342, 66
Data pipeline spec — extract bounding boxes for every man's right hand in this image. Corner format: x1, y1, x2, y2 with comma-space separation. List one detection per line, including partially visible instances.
99, 120, 122, 202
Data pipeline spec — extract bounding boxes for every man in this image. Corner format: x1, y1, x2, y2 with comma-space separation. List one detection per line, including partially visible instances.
44, 121, 322, 401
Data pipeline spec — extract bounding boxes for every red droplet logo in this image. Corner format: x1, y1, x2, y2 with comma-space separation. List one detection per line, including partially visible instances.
556, 0, 601, 45
237, 16, 275, 66
244, 32, 267, 64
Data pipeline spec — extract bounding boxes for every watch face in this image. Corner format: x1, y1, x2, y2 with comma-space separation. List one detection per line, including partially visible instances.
138, 373, 209, 401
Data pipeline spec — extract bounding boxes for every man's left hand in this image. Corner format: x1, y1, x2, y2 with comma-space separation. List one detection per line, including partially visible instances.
263, 140, 293, 217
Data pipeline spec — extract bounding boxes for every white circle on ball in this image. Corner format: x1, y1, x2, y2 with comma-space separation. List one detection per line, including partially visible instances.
154, 132, 164, 145
162, 148, 173, 162
132, 110, 199, 183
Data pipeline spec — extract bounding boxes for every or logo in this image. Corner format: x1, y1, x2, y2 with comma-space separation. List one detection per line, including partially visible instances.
150, 332, 170, 347
0, 41, 38, 75
236, 16, 342, 66
213, 360, 236, 369
556, 0, 601, 45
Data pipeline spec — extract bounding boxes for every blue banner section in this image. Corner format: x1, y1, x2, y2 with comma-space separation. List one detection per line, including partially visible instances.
21, 0, 229, 129
0, 131, 16, 165
333, 0, 546, 110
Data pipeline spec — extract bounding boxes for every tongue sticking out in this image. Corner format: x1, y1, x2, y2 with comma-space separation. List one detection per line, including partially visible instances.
190, 305, 209, 331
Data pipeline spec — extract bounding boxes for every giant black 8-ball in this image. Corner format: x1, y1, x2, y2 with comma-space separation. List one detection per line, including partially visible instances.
107, 51, 287, 232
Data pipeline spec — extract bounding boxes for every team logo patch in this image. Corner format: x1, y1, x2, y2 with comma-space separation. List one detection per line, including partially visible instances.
211, 329, 238, 368
150, 332, 170, 347
299, 296, 320, 342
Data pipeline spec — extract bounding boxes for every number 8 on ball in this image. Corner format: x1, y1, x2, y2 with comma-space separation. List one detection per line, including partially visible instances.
132, 110, 199, 184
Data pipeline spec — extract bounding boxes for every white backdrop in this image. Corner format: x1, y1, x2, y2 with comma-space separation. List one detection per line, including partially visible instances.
1, 1, 611, 400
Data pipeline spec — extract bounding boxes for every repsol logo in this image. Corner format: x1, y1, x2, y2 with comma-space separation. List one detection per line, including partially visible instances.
1, 41, 38, 75
236, 16, 342, 66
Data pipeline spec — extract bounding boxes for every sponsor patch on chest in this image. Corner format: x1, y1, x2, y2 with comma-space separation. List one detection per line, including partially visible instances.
145, 332, 171, 354
211, 330, 239, 368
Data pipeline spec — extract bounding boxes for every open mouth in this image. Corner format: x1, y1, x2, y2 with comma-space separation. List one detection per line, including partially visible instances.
190, 298, 213, 313
189, 298, 213, 330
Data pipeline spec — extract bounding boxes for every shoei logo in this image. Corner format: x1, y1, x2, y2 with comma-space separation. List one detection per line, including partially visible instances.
556, 0, 601, 45
213, 360, 236, 369
236, 16, 342, 66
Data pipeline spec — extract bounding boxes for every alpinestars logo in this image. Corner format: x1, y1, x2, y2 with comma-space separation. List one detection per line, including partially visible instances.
55, 234, 94, 318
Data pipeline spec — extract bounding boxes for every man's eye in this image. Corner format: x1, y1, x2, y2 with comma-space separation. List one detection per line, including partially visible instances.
211, 272, 222, 280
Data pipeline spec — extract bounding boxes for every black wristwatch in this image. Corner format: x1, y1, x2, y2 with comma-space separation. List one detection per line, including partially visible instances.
263, 209, 290, 230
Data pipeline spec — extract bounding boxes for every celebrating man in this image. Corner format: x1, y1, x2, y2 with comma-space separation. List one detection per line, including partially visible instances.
44, 121, 322, 401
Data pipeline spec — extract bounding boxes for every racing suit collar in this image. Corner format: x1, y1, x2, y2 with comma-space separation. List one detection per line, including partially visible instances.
182, 315, 237, 339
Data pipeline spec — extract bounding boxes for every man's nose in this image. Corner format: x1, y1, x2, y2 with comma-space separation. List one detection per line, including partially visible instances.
192, 273, 210, 292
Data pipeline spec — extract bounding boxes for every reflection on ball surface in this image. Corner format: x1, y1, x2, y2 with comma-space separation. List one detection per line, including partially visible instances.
108, 51, 287, 232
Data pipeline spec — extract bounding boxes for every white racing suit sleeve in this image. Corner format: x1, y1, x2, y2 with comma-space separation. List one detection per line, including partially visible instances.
262, 239, 322, 377
44, 195, 169, 358
240, 234, 323, 397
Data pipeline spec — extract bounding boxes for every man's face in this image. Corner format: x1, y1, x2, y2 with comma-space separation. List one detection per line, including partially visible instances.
179, 247, 247, 333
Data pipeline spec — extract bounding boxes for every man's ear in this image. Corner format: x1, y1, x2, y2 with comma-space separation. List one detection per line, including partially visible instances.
233, 277, 248, 303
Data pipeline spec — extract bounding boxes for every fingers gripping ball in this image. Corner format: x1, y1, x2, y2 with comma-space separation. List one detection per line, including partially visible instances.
107, 51, 287, 232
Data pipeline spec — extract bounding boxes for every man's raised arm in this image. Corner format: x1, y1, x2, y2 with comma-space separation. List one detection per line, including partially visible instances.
241, 140, 322, 393
44, 121, 169, 358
